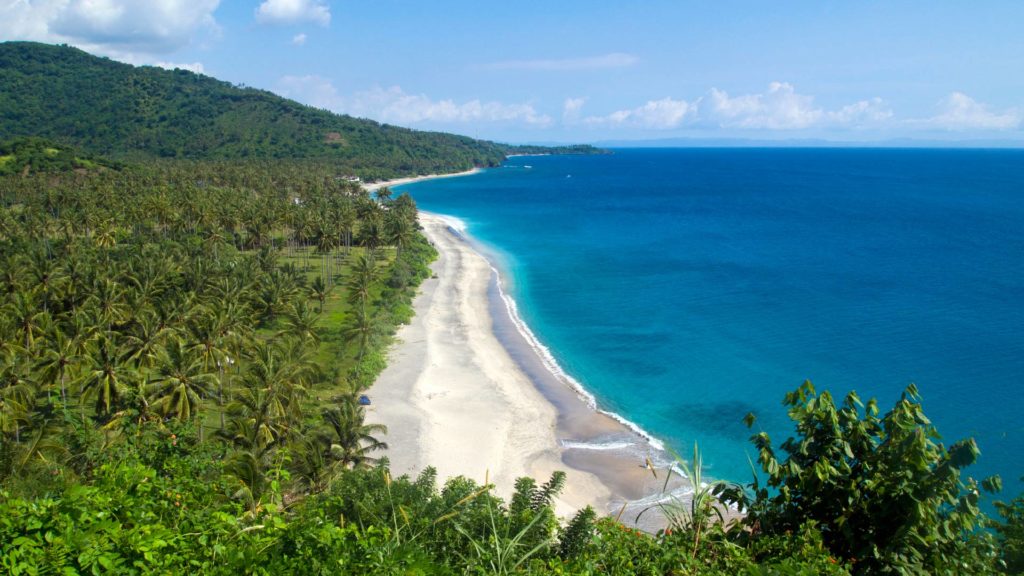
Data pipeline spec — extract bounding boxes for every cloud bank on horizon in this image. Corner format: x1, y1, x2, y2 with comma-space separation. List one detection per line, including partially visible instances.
1, 0, 1021, 143
276, 76, 1020, 138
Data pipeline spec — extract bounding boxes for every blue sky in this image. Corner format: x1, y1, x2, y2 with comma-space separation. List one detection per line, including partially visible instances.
3, 0, 1023, 144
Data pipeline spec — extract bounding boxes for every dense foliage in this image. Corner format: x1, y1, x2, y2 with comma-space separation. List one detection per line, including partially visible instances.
0, 158, 434, 505
995, 482, 1024, 574
0, 137, 122, 176
0, 144, 1019, 574
719, 381, 1007, 574
0, 431, 850, 575
0, 42, 603, 181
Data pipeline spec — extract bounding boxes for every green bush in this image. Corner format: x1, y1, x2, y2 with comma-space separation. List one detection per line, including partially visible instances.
994, 481, 1024, 574
719, 381, 1000, 574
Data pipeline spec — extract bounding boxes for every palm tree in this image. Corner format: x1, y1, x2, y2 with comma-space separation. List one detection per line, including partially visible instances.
147, 339, 217, 423
186, 307, 235, 428
338, 203, 357, 255
0, 254, 28, 296
221, 341, 307, 451
321, 398, 388, 469
0, 211, 16, 243
88, 278, 129, 335
289, 209, 311, 264
290, 434, 334, 494
346, 254, 380, 310
387, 209, 415, 260
3, 411, 67, 480
374, 186, 393, 205
312, 216, 338, 286
77, 336, 137, 418
0, 348, 34, 442
61, 309, 98, 357
0, 317, 15, 358
279, 300, 321, 345
342, 307, 378, 361
35, 326, 80, 406
310, 275, 330, 313
187, 307, 231, 372
94, 221, 118, 249
123, 310, 173, 369
391, 192, 418, 220
243, 204, 273, 249
224, 449, 269, 515
26, 249, 66, 313
257, 269, 298, 322
358, 209, 385, 253
5, 291, 50, 349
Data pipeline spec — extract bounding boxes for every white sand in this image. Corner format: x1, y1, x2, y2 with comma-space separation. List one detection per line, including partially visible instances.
366, 213, 611, 517
363, 168, 481, 192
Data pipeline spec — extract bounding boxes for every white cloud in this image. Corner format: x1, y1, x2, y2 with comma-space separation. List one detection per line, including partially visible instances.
154, 61, 204, 73
913, 92, 1021, 131
292, 32, 307, 45
577, 83, 893, 132
563, 97, 586, 122
255, 0, 330, 27
349, 86, 552, 127
584, 97, 696, 129
484, 52, 638, 71
0, 0, 221, 61
704, 82, 824, 129
275, 75, 344, 110
702, 82, 892, 130
274, 78, 551, 128
828, 98, 893, 125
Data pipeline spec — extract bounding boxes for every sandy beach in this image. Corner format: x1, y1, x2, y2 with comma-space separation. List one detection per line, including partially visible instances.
365, 213, 612, 515
363, 168, 481, 192
367, 205, 689, 523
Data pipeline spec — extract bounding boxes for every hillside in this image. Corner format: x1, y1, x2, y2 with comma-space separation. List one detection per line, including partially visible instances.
0, 42, 599, 178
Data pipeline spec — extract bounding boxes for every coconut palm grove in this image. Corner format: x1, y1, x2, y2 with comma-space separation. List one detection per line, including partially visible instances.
0, 42, 1022, 575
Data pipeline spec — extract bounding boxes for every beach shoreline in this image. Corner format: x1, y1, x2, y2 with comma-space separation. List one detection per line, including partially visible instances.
365, 211, 613, 517
366, 185, 690, 524
363, 168, 481, 192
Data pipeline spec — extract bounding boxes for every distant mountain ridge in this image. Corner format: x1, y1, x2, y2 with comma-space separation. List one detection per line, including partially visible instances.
0, 42, 601, 178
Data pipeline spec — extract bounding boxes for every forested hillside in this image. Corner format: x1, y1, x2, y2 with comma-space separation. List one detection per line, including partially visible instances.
0, 42, 600, 179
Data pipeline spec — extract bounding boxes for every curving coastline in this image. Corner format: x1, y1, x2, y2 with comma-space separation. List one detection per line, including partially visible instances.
367, 204, 692, 525
363, 168, 481, 192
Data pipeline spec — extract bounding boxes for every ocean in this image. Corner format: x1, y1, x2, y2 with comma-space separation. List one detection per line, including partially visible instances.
396, 148, 1024, 495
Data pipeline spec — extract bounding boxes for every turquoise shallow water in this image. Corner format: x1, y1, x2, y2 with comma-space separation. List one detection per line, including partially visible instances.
396, 148, 1024, 494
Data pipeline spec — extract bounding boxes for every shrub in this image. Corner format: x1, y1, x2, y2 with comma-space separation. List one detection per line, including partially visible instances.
719, 381, 1000, 574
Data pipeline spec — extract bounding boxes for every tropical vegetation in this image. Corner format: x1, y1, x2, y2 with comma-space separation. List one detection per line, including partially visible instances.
0, 137, 122, 176
0, 39, 1021, 575
0, 154, 1020, 574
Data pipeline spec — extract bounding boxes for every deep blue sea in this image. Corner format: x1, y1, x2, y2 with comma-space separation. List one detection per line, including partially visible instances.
397, 148, 1024, 494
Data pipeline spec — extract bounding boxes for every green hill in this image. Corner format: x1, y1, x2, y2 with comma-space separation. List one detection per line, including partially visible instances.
0, 42, 595, 178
